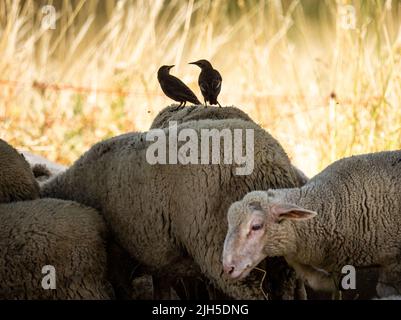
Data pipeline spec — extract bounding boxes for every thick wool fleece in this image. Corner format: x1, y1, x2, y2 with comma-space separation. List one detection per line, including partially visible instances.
0, 139, 39, 203
229, 150, 401, 297
150, 105, 254, 129
42, 119, 304, 299
151, 105, 309, 186
0, 198, 113, 299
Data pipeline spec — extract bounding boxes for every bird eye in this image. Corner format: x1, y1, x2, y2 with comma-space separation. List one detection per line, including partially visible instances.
251, 224, 263, 231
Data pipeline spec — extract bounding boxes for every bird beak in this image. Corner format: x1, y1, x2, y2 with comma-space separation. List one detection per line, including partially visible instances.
168, 65, 175, 69
189, 61, 198, 66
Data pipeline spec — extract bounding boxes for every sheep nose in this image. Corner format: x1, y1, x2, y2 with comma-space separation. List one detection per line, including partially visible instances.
223, 264, 235, 275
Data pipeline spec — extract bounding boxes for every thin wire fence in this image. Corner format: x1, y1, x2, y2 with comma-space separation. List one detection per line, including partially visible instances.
0, 78, 384, 119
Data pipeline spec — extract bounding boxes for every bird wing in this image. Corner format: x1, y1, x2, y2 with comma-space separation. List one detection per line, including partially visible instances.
200, 70, 222, 95
167, 76, 201, 103
213, 70, 222, 92
212, 78, 222, 92
199, 83, 208, 95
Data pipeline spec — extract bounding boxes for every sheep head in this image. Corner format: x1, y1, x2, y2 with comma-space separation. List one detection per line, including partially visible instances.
222, 190, 317, 280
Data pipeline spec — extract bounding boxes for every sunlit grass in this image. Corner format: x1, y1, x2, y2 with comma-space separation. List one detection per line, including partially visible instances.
0, 0, 401, 176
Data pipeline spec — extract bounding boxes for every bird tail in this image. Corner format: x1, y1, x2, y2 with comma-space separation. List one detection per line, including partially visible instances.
209, 97, 218, 105
192, 97, 201, 105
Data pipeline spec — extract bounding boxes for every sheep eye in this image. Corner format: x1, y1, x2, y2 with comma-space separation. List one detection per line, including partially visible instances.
251, 224, 263, 231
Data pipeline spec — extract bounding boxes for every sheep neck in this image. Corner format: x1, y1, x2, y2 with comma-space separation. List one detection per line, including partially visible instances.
280, 185, 337, 271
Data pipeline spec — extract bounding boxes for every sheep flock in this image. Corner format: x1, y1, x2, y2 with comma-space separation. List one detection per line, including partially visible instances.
1, 105, 400, 300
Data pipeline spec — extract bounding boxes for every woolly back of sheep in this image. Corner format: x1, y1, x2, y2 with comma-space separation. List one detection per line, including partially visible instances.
0, 198, 113, 299
41, 118, 304, 299
150, 105, 254, 130
151, 105, 309, 186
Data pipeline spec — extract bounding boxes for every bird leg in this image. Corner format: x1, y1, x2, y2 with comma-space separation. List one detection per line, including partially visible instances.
204, 99, 208, 108
217, 101, 222, 108
178, 102, 183, 107
183, 101, 187, 107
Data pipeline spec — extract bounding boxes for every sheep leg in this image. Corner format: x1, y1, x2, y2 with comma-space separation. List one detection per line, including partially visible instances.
207, 283, 231, 300
331, 290, 342, 300
294, 278, 307, 300
289, 261, 338, 293
152, 275, 172, 300
264, 257, 298, 300
376, 263, 401, 298
170, 278, 190, 300
166, 258, 209, 300
171, 277, 211, 300
106, 240, 138, 300
192, 278, 211, 300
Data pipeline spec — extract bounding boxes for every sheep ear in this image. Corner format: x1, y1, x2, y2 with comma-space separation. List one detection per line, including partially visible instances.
271, 203, 317, 222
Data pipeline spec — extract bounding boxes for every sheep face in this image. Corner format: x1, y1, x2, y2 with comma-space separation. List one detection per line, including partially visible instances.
223, 190, 317, 280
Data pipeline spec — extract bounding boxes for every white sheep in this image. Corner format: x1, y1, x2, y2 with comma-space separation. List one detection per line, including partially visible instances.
223, 150, 401, 299
151, 104, 309, 186
19, 151, 67, 184
0, 198, 114, 299
20, 151, 67, 176
42, 117, 306, 300
0, 140, 39, 203
0, 139, 114, 299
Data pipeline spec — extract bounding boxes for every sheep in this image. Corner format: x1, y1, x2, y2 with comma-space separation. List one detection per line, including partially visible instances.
151, 105, 309, 187
19, 151, 67, 184
151, 105, 310, 299
31, 164, 53, 183
223, 150, 401, 299
0, 199, 114, 299
0, 140, 39, 203
41, 117, 305, 300
0, 139, 114, 299
20, 151, 67, 175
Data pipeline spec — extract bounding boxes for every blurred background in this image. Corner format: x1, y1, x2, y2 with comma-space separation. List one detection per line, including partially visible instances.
0, 0, 400, 176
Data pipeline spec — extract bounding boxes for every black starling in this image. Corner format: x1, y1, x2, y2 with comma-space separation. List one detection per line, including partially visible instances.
157, 65, 201, 107
189, 59, 222, 107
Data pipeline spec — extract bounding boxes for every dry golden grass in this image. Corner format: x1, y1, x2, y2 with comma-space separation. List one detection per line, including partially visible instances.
1, 0, 401, 176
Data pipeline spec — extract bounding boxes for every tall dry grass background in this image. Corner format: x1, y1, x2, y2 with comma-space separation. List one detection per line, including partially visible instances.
0, 0, 401, 176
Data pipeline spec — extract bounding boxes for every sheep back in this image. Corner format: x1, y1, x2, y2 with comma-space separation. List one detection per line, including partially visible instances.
0, 140, 39, 203
0, 198, 113, 299
42, 118, 303, 299
150, 105, 254, 129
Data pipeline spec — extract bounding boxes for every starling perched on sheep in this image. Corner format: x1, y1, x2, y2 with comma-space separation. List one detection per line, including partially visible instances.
189, 59, 222, 107
157, 65, 201, 107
